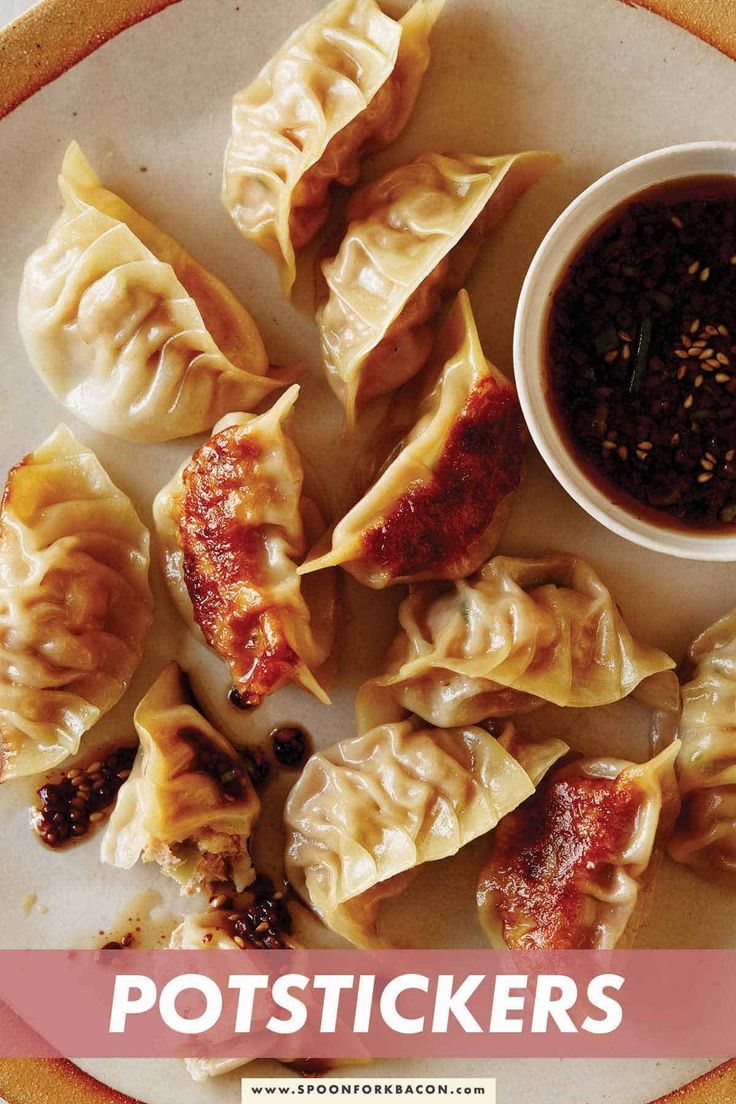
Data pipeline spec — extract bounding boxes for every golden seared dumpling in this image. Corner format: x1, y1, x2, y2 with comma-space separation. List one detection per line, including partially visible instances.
669, 608, 736, 878
153, 386, 335, 707
477, 742, 680, 949
285, 719, 536, 947
300, 291, 526, 587
102, 663, 260, 894
356, 554, 675, 730
0, 425, 153, 782
222, 0, 443, 295
19, 143, 277, 442
318, 149, 558, 425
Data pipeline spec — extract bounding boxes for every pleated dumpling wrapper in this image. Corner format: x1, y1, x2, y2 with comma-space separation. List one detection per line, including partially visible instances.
222, 0, 443, 296
669, 608, 736, 879
318, 148, 559, 426
284, 719, 537, 947
19, 142, 278, 442
356, 553, 676, 730
300, 290, 526, 587
477, 742, 680, 949
102, 662, 260, 895
154, 386, 335, 707
0, 425, 152, 782
169, 900, 298, 1081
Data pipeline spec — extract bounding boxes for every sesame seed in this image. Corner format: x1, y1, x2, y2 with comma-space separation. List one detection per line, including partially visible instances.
638, 441, 653, 451
704, 360, 719, 369
693, 340, 707, 348
682, 336, 692, 348
671, 216, 684, 229
675, 349, 689, 359
621, 344, 631, 361
688, 260, 700, 275
688, 348, 701, 358
697, 472, 714, 483
717, 353, 730, 365
694, 374, 704, 387
87, 762, 101, 774
700, 267, 711, 282
683, 394, 694, 409
716, 373, 731, 383
602, 440, 616, 451
690, 319, 701, 334
636, 450, 646, 461
718, 325, 730, 337
727, 450, 736, 462
676, 365, 687, 380
604, 349, 618, 364
617, 445, 628, 460
618, 330, 633, 342
89, 812, 104, 823
705, 325, 718, 336
233, 936, 246, 948
730, 255, 736, 265
699, 348, 714, 359
705, 451, 718, 464
700, 460, 714, 471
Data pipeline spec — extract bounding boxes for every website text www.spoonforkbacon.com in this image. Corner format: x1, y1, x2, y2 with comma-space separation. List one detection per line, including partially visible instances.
242, 1080, 497, 1104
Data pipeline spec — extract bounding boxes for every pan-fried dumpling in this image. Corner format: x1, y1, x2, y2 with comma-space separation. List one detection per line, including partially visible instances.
171, 894, 298, 1080
19, 142, 278, 442
668, 609, 736, 877
356, 554, 675, 730
477, 742, 680, 949
300, 291, 525, 587
222, 0, 443, 296
284, 719, 536, 946
318, 149, 558, 425
102, 662, 260, 894
153, 386, 335, 707
0, 425, 152, 782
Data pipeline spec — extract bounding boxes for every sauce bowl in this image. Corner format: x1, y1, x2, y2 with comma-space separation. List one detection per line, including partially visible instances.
514, 141, 736, 561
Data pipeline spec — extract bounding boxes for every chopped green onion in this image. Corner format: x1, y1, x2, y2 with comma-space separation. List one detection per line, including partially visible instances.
629, 317, 652, 394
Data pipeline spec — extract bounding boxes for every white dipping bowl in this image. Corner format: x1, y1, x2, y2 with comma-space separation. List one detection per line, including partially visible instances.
514, 141, 736, 561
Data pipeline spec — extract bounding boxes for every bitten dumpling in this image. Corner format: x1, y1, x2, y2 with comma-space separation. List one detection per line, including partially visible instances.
102, 663, 260, 894
19, 142, 278, 442
477, 742, 680, 949
153, 386, 335, 707
0, 425, 153, 782
356, 554, 675, 730
170, 895, 297, 1080
668, 609, 736, 878
284, 719, 536, 946
300, 290, 526, 587
318, 149, 558, 425
222, 0, 443, 296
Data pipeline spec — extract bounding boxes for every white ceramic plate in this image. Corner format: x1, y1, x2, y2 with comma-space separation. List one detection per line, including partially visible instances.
0, 0, 735, 1100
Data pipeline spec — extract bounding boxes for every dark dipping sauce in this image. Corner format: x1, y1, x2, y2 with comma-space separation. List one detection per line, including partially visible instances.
547, 176, 736, 529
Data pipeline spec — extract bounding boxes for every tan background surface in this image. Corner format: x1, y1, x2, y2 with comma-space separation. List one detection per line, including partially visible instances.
0, 0, 733, 1102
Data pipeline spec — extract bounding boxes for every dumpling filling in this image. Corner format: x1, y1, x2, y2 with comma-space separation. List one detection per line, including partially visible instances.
102, 663, 260, 896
